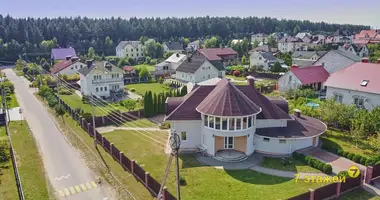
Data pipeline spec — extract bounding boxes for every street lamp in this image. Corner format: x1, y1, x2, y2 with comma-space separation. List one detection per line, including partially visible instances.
169, 130, 181, 200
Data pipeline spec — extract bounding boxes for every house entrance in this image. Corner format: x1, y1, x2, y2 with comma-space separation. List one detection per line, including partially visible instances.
224, 137, 234, 149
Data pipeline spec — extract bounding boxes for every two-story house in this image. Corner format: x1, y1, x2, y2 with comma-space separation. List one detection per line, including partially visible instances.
249, 52, 284, 71
155, 53, 187, 76
175, 51, 225, 84
332, 30, 353, 44
338, 44, 369, 58
51, 48, 77, 62
50, 56, 86, 76
325, 59, 380, 110
354, 30, 380, 44
251, 34, 268, 44
116, 41, 145, 59
198, 48, 238, 67
291, 51, 327, 67
278, 37, 307, 53
313, 49, 362, 74
163, 42, 183, 53
186, 40, 201, 52
295, 32, 312, 40
78, 60, 124, 99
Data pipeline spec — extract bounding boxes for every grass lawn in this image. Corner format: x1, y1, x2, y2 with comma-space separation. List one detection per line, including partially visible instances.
125, 83, 170, 96
225, 75, 246, 81
0, 93, 20, 108
321, 129, 377, 158
0, 125, 18, 200
339, 188, 380, 200
259, 157, 323, 173
59, 94, 129, 116
122, 118, 159, 128
8, 121, 51, 200
134, 64, 156, 72
103, 129, 326, 200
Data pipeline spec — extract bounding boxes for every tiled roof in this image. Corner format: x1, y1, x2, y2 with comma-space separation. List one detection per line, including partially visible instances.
116, 41, 141, 50
324, 62, 380, 94
196, 79, 261, 116
166, 79, 291, 120
198, 48, 238, 61
355, 30, 378, 38
50, 59, 81, 74
176, 54, 207, 73
208, 60, 225, 71
255, 115, 326, 138
334, 49, 362, 61
292, 59, 314, 67
163, 42, 183, 51
78, 61, 121, 76
51, 48, 77, 60
123, 66, 134, 71
166, 53, 186, 63
259, 52, 278, 61
279, 37, 303, 43
291, 65, 329, 85
292, 51, 317, 59
332, 29, 352, 37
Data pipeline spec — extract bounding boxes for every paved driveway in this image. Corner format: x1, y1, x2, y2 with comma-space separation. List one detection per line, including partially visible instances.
298, 148, 366, 174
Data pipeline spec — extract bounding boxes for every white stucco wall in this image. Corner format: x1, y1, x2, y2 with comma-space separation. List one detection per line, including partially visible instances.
314, 51, 356, 74
175, 60, 224, 83
326, 86, 380, 110
256, 119, 288, 128
279, 42, 306, 53
253, 135, 314, 155
277, 71, 302, 92
80, 67, 124, 97
57, 62, 86, 76
170, 120, 202, 149
117, 43, 145, 59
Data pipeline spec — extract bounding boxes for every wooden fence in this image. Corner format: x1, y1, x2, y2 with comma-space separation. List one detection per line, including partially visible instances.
288, 175, 363, 200
58, 98, 176, 200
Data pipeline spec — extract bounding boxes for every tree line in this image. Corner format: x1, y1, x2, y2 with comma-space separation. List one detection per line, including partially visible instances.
0, 14, 369, 61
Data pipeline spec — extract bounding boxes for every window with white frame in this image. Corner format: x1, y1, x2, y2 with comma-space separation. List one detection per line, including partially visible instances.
215, 117, 221, 130
248, 116, 252, 128
209, 116, 214, 128
263, 138, 270, 142
204, 115, 209, 126
181, 131, 187, 141
229, 118, 235, 130
221, 118, 227, 130
100, 87, 103, 91
279, 139, 286, 144
104, 87, 107, 91
236, 118, 242, 130
354, 98, 364, 108
224, 137, 234, 149
334, 94, 343, 103
96, 87, 99, 92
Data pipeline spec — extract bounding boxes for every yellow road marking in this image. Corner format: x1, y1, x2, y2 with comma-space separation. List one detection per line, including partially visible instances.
80, 184, 87, 191
69, 187, 76, 194
58, 190, 65, 197
64, 188, 70, 196
86, 182, 93, 189
75, 185, 81, 193
91, 181, 98, 188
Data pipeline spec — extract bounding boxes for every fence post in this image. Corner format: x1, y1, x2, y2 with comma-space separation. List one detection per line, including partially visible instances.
119, 151, 124, 164
336, 181, 342, 198
131, 160, 135, 175
361, 172, 365, 187
101, 136, 104, 147
162, 187, 168, 200
102, 116, 105, 126
308, 189, 315, 200
110, 143, 114, 155
87, 123, 91, 134
365, 166, 373, 184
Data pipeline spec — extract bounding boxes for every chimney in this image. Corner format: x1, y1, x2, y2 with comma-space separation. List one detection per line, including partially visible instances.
71, 56, 79, 62
321, 62, 325, 67
294, 109, 301, 118
65, 55, 72, 61
246, 75, 255, 87
176, 53, 179, 57
292, 64, 299, 68
86, 60, 93, 68
377, 58, 380, 64
362, 58, 369, 63
187, 57, 192, 62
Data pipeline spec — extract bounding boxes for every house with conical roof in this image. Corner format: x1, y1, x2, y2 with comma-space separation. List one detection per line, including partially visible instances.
165, 77, 327, 161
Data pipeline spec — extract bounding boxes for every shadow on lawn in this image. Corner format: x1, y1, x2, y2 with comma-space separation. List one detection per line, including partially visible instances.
224, 169, 292, 185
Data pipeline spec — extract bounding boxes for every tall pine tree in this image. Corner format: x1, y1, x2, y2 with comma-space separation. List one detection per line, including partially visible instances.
153, 93, 158, 115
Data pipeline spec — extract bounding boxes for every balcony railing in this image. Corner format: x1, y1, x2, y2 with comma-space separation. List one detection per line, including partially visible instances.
92, 78, 123, 84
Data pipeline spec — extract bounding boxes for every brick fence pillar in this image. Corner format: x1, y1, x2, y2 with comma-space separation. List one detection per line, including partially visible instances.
131, 160, 135, 175
145, 172, 150, 188
308, 189, 315, 200
365, 166, 373, 184
361, 172, 365, 187
110, 143, 114, 155
162, 187, 168, 200
87, 123, 91, 134
119, 151, 124, 164
336, 181, 342, 198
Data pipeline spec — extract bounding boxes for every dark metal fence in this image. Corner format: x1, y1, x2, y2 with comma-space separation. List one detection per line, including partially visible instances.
341, 177, 361, 193
314, 183, 337, 200
112, 146, 120, 161
287, 191, 310, 200
148, 175, 161, 195
121, 154, 131, 171
373, 164, 380, 178
134, 164, 146, 182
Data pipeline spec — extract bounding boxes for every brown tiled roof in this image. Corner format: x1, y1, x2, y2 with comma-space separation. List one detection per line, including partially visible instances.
50, 59, 80, 74
166, 79, 291, 120
266, 96, 289, 114
198, 48, 238, 61
166, 97, 185, 115
196, 79, 261, 116
255, 115, 327, 138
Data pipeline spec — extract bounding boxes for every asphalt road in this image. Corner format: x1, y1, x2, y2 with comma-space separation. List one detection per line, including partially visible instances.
4, 68, 116, 200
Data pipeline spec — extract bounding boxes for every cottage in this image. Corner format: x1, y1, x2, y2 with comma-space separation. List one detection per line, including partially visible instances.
50, 56, 85, 76
175, 51, 225, 84
338, 44, 369, 58
249, 45, 278, 53
292, 51, 326, 61
354, 30, 380, 44
277, 65, 329, 92
165, 77, 326, 160
116, 41, 144, 59
78, 60, 124, 99
295, 32, 312, 40
313, 49, 361, 74
163, 42, 183, 53
155, 53, 187, 76
51, 48, 77, 62
278, 37, 307, 53
332, 30, 353, 44
186, 40, 201, 52
249, 51, 284, 71
251, 34, 268, 44
325, 58, 380, 110
198, 48, 238, 62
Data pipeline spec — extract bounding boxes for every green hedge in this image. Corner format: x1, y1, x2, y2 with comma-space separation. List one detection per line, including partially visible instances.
292, 152, 333, 174
321, 143, 380, 166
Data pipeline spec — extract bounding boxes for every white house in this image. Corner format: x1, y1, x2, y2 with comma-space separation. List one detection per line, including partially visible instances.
338, 44, 369, 58
251, 34, 268, 44
332, 30, 354, 44
324, 59, 380, 110
295, 32, 312, 40
163, 42, 183, 53
313, 49, 362, 74
277, 65, 330, 92
116, 41, 145, 59
78, 60, 124, 99
175, 51, 225, 83
249, 51, 284, 71
165, 77, 326, 161
278, 37, 308, 53
155, 53, 187, 75
50, 56, 86, 76
186, 40, 201, 52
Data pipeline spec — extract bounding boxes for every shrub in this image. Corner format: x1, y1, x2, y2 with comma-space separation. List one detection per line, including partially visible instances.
81, 113, 92, 122
338, 171, 348, 178
360, 157, 367, 165
232, 70, 241, 77
179, 176, 187, 186
365, 158, 377, 166
0, 140, 10, 162
323, 164, 333, 174
337, 149, 344, 156
59, 88, 74, 95
82, 95, 90, 104
347, 153, 354, 160
342, 151, 349, 157
352, 155, 362, 163
159, 122, 170, 129
130, 88, 136, 92
46, 95, 58, 108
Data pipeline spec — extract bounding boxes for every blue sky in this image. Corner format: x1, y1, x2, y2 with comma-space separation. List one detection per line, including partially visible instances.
0, 0, 379, 28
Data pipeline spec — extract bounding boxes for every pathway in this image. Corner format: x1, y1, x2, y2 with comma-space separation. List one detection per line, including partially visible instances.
126, 91, 142, 100
96, 126, 161, 134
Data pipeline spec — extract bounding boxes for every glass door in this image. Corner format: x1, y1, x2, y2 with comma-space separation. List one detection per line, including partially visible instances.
224, 137, 234, 149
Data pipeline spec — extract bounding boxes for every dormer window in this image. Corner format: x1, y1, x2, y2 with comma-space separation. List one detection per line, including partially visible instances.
361, 80, 369, 87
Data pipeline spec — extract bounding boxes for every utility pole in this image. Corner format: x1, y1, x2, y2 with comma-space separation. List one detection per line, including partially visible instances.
91, 92, 97, 145
57, 78, 60, 105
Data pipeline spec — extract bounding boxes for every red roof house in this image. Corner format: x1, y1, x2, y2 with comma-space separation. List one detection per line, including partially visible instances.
50, 56, 83, 75
198, 48, 238, 61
